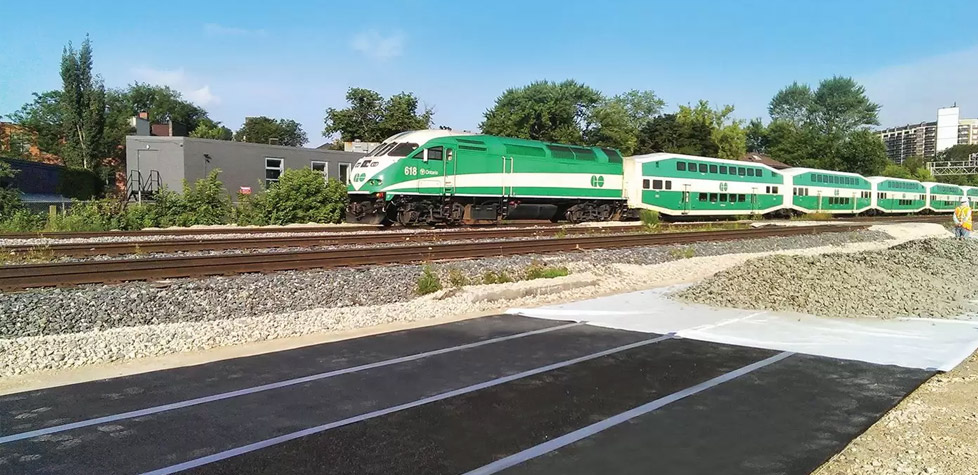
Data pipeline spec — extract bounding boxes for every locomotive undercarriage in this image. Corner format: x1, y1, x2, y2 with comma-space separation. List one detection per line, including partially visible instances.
345, 195, 626, 226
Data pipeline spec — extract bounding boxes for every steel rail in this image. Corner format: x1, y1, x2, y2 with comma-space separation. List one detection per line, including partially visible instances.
0, 225, 865, 291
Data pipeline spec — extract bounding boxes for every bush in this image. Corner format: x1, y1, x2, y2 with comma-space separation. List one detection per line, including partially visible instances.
0, 162, 23, 219
176, 170, 233, 226
58, 167, 103, 200
447, 268, 469, 288
46, 199, 122, 232
524, 262, 570, 280
416, 265, 443, 295
639, 209, 660, 228
668, 247, 696, 259
482, 270, 514, 284
238, 169, 348, 226
0, 209, 45, 232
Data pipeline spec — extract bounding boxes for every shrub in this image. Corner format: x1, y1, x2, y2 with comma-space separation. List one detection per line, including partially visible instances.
177, 170, 233, 226
416, 265, 443, 295
639, 209, 660, 228
524, 262, 570, 280
482, 270, 514, 284
57, 167, 103, 200
0, 162, 23, 219
447, 268, 469, 288
46, 199, 122, 232
0, 209, 45, 232
239, 169, 348, 226
668, 247, 696, 259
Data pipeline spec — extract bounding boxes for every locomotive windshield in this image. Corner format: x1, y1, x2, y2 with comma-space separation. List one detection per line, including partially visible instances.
366, 142, 419, 157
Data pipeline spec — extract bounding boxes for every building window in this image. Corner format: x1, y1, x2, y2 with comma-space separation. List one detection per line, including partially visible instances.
311, 161, 327, 179
265, 157, 284, 187
339, 162, 352, 184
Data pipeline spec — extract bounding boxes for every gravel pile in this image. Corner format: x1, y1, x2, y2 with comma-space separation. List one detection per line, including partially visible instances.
0, 230, 885, 339
676, 237, 975, 319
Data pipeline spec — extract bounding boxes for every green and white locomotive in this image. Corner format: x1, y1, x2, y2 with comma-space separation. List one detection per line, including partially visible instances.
346, 130, 626, 225
345, 129, 961, 225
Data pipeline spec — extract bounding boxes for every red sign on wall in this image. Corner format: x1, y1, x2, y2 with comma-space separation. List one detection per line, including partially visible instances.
239, 186, 252, 195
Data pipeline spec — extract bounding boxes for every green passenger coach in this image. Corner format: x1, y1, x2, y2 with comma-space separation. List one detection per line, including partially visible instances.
346, 130, 625, 225
923, 182, 964, 212
623, 153, 784, 216
866, 177, 926, 213
781, 168, 871, 214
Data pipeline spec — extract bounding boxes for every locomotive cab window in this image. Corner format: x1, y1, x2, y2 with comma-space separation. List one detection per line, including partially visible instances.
425, 147, 444, 161
389, 142, 420, 157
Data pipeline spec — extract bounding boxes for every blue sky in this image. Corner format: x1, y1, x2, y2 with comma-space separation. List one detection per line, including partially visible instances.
2, 0, 978, 146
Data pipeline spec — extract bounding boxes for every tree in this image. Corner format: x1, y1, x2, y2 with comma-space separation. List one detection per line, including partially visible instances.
323, 88, 433, 142
635, 114, 717, 157
836, 129, 888, 176
5, 91, 63, 154
480, 80, 603, 145
113, 83, 207, 131
234, 116, 308, 146
762, 76, 882, 174
881, 163, 913, 179
745, 118, 768, 154
190, 118, 233, 140
60, 36, 106, 169
586, 89, 665, 155
676, 100, 746, 159
937, 144, 978, 161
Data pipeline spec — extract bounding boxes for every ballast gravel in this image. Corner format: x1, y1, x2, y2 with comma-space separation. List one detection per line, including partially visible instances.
677, 236, 976, 319
0, 224, 947, 377
0, 230, 885, 339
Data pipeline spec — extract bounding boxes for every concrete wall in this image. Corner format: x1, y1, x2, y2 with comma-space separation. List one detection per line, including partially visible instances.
125, 136, 365, 199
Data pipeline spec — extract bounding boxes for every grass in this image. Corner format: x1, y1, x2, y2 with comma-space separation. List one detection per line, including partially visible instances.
524, 262, 570, 280
0, 245, 55, 265
481, 270, 514, 284
639, 209, 660, 231
792, 212, 833, 221
415, 265, 443, 295
447, 267, 468, 288
553, 227, 568, 238
668, 247, 696, 259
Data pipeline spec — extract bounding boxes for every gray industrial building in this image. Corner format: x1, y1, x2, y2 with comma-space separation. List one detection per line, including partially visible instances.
125, 136, 366, 201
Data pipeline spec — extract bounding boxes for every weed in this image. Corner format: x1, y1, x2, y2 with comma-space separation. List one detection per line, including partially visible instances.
554, 227, 568, 238
482, 270, 514, 284
447, 268, 468, 287
639, 209, 660, 231
416, 265, 443, 295
524, 262, 570, 280
793, 212, 833, 221
668, 247, 696, 259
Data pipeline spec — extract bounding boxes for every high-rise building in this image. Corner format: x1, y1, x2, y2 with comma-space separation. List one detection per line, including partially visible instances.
878, 106, 978, 163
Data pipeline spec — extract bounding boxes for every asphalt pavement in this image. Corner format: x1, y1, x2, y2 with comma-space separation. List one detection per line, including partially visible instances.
0, 314, 933, 474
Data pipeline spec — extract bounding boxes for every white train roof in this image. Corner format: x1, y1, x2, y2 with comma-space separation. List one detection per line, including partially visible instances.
777, 167, 865, 178
626, 152, 780, 172
865, 176, 924, 184
378, 129, 475, 145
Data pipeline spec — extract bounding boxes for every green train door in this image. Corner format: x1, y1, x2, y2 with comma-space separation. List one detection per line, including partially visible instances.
417, 146, 445, 195
682, 184, 691, 214
443, 147, 456, 196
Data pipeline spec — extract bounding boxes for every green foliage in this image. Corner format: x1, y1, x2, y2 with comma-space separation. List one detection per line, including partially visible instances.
0, 210, 44, 232
4, 91, 63, 155
481, 80, 603, 145
481, 270, 514, 284
745, 118, 768, 154
234, 116, 307, 146
524, 262, 570, 280
190, 118, 233, 140
416, 265, 443, 295
447, 268, 469, 288
668, 247, 696, 259
586, 90, 665, 155
639, 209, 660, 229
60, 35, 106, 170
762, 76, 883, 176
116, 83, 208, 129
938, 144, 978, 161
46, 200, 121, 231
57, 167, 103, 199
323, 88, 433, 142
179, 170, 233, 226
237, 168, 348, 226
795, 212, 833, 221
676, 100, 746, 159
881, 156, 933, 182
0, 162, 23, 219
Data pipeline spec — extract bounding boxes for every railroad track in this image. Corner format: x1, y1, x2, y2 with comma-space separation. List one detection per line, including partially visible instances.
0, 224, 865, 291
2, 225, 646, 257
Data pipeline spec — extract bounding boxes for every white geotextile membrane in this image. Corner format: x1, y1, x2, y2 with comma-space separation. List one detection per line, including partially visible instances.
508, 286, 978, 372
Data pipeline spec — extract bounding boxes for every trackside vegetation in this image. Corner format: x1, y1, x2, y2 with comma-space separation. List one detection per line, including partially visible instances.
0, 168, 349, 232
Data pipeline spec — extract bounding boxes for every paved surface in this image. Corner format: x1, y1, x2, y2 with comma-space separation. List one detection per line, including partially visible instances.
0, 315, 933, 474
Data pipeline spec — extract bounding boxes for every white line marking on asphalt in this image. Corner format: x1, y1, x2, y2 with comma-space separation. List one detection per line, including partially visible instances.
464, 351, 795, 475
141, 334, 676, 475
0, 322, 586, 445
